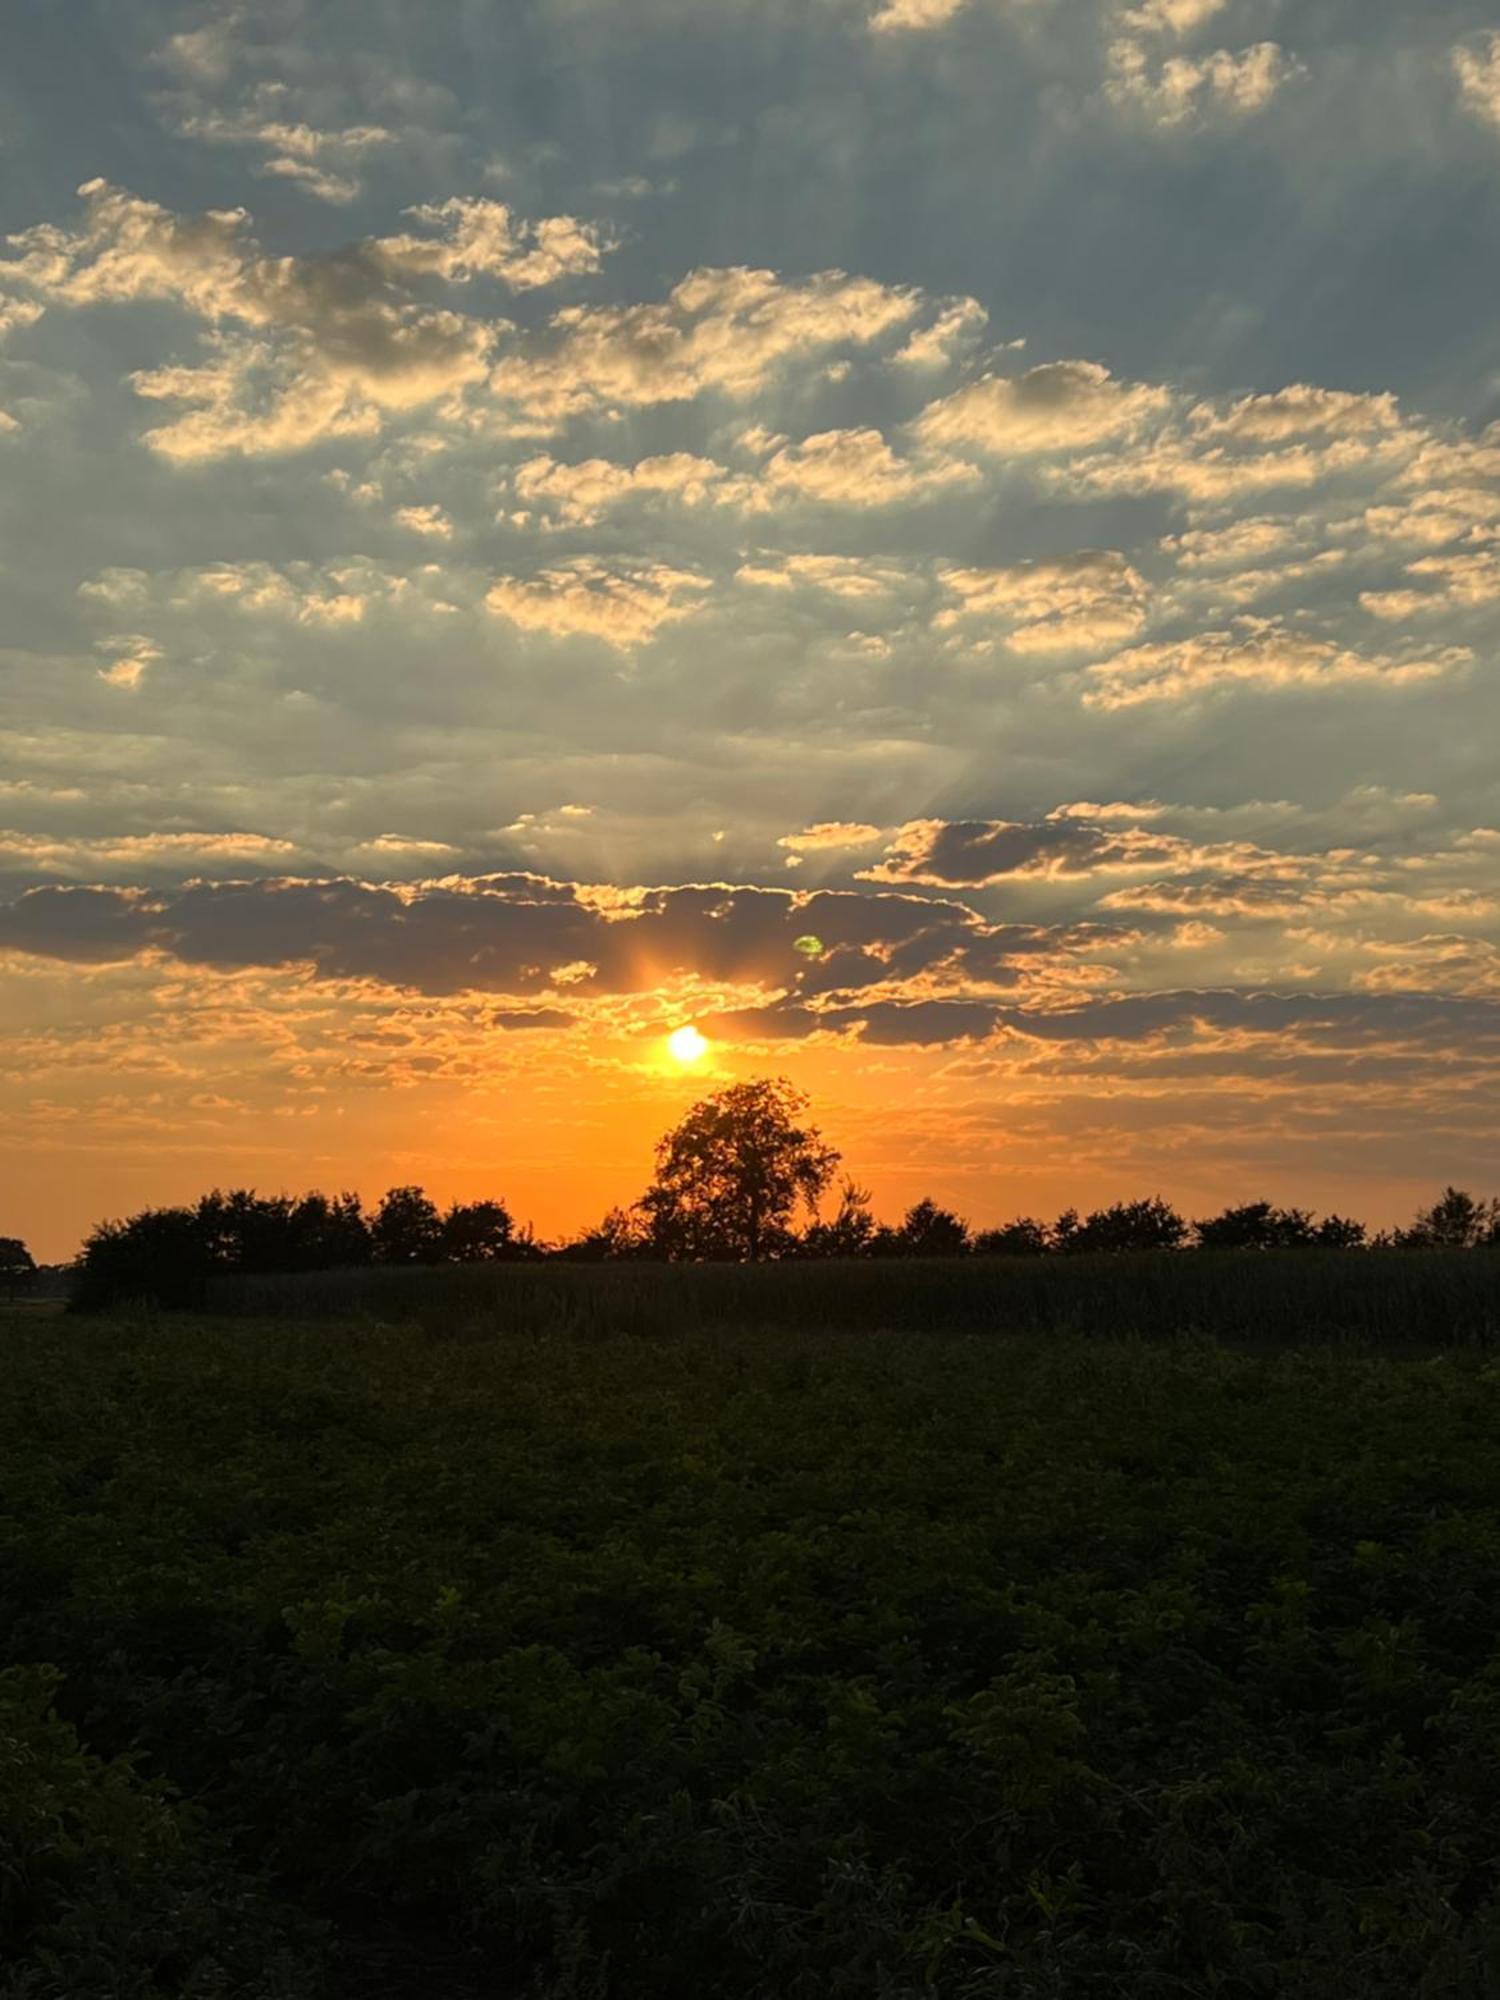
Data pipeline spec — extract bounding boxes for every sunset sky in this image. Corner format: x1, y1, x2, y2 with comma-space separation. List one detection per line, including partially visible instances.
2, 0, 1499, 1258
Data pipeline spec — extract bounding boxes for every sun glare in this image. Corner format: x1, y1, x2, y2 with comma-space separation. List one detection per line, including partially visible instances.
667, 1024, 709, 1065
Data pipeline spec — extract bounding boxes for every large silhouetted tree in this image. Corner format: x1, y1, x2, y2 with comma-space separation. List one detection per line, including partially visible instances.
639, 1078, 839, 1261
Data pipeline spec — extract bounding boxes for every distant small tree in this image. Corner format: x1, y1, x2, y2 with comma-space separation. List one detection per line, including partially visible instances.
555, 1207, 647, 1261
1313, 1213, 1367, 1250
371, 1186, 445, 1265
799, 1179, 877, 1259
1397, 1187, 1500, 1250
639, 1078, 839, 1261
0, 1236, 37, 1300
874, 1198, 971, 1259
1193, 1202, 1316, 1251
442, 1199, 516, 1262
287, 1191, 371, 1269
1063, 1198, 1187, 1254
973, 1218, 1050, 1257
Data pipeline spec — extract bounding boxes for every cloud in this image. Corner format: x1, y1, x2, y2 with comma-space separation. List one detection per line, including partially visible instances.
512, 451, 734, 525
483, 559, 712, 648
176, 103, 396, 204
1191, 385, 1404, 444
1084, 624, 1467, 708
1165, 517, 1311, 569
1107, 39, 1301, 127
0, 181, 606, 459
93, 636, 162, 691
1360, 549, 1500, 619
370, 197, 611, 289
733, 554, 910, 599
938, 550, 1149, 652
778, 822, 886, 853
754, 426, 976, 507
489, 265, 923, 427
0, 830, 301, 881
867, 0, 970, 35
0, 872, 1057, 1005
394, 503, 454, 537
890, 298, 988, 368
1119, 0, 1228, 32
1455, 33, 1500, 131
911, 360, 1169, 455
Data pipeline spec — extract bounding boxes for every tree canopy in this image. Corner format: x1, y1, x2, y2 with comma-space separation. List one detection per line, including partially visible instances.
637, 1078, 839, 1261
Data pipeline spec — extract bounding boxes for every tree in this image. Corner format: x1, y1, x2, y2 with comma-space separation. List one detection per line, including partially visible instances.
0, 1236, 37, 1300
370, 1186, 445, 1265
555, 1207, 648, 1261
973, 1218, 1050, 1257
872, 1198, 971, 1259
799, 1179, 877, 1259
442, 1199, 516, 1262
1398, 1186, 1500, 1250
1062, 1198, 1187, 1254
70, 1208, 217, 1312
638, 1078, 839, 1261
287, 1191, 371, 1269
1193, 1202, 1316, 1251
1314, 1213, 1367, 1250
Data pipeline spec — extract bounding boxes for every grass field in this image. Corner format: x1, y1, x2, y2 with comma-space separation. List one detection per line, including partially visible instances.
6, 1292, 1500, 1995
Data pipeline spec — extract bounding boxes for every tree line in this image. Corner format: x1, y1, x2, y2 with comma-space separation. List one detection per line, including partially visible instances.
8, 1078, 1498, 1312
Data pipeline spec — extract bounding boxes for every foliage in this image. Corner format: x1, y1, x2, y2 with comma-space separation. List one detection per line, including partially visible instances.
0, 1234, 37, 1299
973, 1218, 1050, 1257
1055, 1197, 1188, 1253
1398, 1186, 1500, 1251
0, 1663, 320, 1996
370, 1185, 446, 1265
440, 1199, 517, 1262
636, 1077, 840, 1260
871, 1198, 972, 1258
8, 1306, 1500, 1996
798, 1180, 877, 1260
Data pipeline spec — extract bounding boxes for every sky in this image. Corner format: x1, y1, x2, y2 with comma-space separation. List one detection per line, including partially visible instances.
2, 0, 1499, 1259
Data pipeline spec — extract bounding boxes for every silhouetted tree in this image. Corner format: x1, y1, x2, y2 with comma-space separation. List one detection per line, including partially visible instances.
555, 1207, 648, 1261
638, 1078, 839, 1261
1062, 1198, 1187, 1253
442, 1199, 516, 1262
1193, 1201, 1316, 1250
287, 1191, 371, 1268
871, 1198, 971, 1258
1397, 1187, 1500, 1250
799, 1179, 877, 1258
371, 1186, 445, 1265
1313, 1213, 1366, 1250
973, 1218, 1050, 1257
71, 1208, 217, 1312
0, 1236, 37, 1300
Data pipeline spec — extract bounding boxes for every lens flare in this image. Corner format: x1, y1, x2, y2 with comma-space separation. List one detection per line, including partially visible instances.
667, 1024, 709, 1064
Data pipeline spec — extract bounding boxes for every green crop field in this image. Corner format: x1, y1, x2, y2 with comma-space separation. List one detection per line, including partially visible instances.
6, 1297, 1500, 1996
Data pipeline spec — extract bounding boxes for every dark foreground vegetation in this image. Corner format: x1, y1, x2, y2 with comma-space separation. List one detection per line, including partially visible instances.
8, 1303, 1500, 1997
221, 1243, 1500, 1350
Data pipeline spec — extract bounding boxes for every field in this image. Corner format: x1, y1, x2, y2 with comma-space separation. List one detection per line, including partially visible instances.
5, 1274, 1500, 1997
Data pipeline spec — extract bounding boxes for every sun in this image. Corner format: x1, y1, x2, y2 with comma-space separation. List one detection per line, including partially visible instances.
667, 1024, 709, 1065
